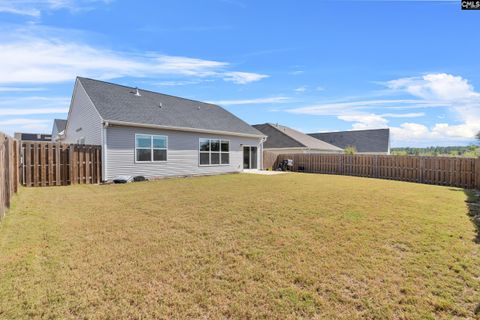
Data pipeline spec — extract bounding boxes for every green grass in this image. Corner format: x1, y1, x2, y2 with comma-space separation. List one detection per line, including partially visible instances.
0, 173, 479, 319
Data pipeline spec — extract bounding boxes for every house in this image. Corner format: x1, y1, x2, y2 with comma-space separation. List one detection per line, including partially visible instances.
308, 129, 390, 154
51, 119, 67, 141
252, 123, 343, 154
14, 132, 52, 142
61, 77, 266, 181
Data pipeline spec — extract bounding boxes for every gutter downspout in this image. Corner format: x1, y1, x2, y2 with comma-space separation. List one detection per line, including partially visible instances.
102, 122, 109, 182
260, 136, 267, 170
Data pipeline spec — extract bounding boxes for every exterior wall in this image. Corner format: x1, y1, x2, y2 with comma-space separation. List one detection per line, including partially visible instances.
356, 152, 390, 155
105, 125, 263, 180
264, 148, 343, 155
51, 122, 60, 141
64, 81, 103, 145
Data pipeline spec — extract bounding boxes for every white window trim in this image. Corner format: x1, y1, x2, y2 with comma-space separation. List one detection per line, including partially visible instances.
135, 134, 168, 163
199, 138, 230, 167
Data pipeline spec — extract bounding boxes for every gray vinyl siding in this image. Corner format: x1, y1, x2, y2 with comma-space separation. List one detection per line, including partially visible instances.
264, 148, 343, 155
105, 125, 262, 180
64, 81, 103, 145
51, 122, 58, 141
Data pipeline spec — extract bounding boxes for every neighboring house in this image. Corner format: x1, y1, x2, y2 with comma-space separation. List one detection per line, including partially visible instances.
252, 123, 343, 154
51, 119, 67, 141
14, 133, 52, 142
308, 129, 390, 154
62, 77, 266, 181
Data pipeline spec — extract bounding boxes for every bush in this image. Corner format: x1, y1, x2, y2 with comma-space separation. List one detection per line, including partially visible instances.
344, 146, 357, 155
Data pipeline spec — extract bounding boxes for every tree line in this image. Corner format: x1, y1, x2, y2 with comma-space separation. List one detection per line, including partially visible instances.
391, 145, 479, 157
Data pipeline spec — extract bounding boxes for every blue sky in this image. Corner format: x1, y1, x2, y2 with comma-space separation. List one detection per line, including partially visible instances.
0, 0, 479, 147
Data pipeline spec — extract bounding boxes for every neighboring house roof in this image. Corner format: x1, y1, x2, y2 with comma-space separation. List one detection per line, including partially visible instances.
253, 123, 343, 151
53, 119, 67, 132
14, 133, 52, 142
77, 77, 264, 137
308, 129, 390, 153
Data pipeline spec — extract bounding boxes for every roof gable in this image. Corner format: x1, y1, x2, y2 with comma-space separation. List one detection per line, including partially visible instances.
253, 124, 304, 148
53, 119, 67, 132
77, 77, 264, 137
253, 123, 343, 151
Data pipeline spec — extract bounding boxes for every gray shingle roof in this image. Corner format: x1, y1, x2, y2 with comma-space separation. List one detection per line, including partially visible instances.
308, 129, 390, 153
77, 77, 264, 137
53, 119, 67, 132
253, 123, 343, 151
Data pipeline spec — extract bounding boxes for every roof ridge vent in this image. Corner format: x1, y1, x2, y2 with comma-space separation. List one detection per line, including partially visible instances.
134, 87, 141, 97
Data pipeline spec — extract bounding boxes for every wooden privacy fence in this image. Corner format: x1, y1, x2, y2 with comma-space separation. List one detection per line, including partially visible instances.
263, 151, 279, 170
268, 152, 480, 189
21, 142, 102, 187
0, 132, 19, 220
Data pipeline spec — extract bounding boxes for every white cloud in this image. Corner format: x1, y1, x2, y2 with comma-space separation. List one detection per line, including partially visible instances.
0, 38, 268, 85
0, 118, 50, 125
0, 118, 51, 133
0, 107, 69, 116
290, 70, 304, 75
0, 0, 112, 17
154, 80, 205, 86
387, 73, 479, 101
390, 122, 479, 143
381, 112, 425, 118
294, 86, 307, 93
209, 96, 290, 105
288, 99, 443, 116
0, 87, 45, 92
288, 73, 480, 144
20, 123, 50, 131
0, 5, 40, 16
338, 114, 389, 130
223, 71, 268, 84
337, 112, 425, 131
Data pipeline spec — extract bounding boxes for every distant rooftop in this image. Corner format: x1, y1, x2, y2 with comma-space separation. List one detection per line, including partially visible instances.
53, 119, 67, 132
14, 133, 52, 142
308, 129, 390, 153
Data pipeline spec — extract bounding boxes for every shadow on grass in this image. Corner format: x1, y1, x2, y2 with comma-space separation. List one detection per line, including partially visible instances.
463, 189, 480, 244
461, 188, 480, 317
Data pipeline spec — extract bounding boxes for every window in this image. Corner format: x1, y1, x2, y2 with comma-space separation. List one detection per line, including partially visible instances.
199, 138, 229, 166
135, 134, 167, 162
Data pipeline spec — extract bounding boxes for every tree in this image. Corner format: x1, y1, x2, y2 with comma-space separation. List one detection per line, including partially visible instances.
477, 131, 480, 142
344, 146, 357, 155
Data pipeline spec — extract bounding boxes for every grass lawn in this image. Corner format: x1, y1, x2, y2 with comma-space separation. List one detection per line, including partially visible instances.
0, 173, 479, 319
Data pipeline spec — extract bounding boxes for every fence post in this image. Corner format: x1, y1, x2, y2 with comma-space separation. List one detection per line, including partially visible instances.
419, 157, 424, 184
476, 158, 480, 190
69, 145, 75, 185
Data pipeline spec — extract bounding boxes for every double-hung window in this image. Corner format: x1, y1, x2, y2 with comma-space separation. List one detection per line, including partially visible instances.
199, 139, 229, 166
135, 134, 168, 162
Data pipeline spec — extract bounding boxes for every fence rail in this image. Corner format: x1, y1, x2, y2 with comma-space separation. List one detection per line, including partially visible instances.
268, 152, 480, 189
21, 142, 102, 187
0, 133, 19, 219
